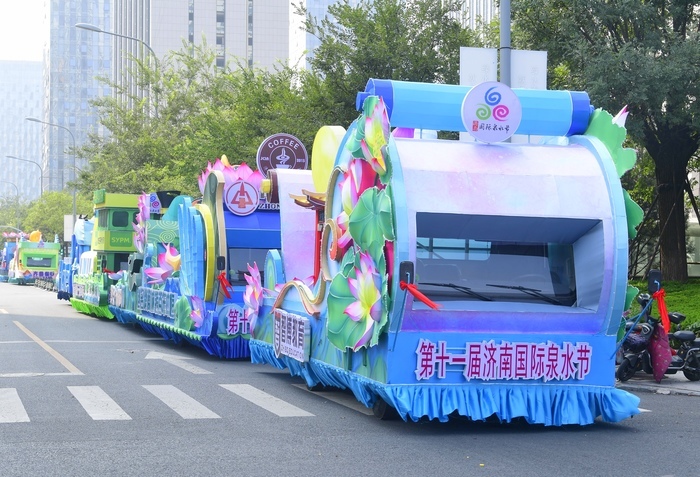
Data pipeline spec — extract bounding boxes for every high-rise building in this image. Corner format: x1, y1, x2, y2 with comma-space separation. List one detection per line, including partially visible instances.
38, 0, 112, 194
0, 61, 43, 200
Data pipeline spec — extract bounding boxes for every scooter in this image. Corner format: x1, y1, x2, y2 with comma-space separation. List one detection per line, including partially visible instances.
616, 292, 700, 382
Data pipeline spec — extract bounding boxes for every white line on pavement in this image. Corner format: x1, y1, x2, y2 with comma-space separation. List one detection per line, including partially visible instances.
220, 384, 314, 417
143, 385, 220, 419
0, 309, 8, 314
68, 386, 132, 420
0, 388, 30, 423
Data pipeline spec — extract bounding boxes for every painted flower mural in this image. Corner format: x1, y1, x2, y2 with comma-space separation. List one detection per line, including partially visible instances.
325, 95, 395, 351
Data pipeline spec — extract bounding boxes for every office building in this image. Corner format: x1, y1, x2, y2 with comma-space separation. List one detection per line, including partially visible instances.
0, 61, 43, 200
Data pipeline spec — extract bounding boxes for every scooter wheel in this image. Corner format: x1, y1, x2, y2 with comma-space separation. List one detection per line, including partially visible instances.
683, 355, 700, 381
616, 358, 637, 382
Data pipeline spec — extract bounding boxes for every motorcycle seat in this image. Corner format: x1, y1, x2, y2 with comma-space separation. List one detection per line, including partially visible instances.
670, 330, 696, 342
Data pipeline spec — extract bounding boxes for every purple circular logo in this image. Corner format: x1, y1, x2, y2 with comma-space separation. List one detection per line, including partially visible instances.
256, 133, 308, 177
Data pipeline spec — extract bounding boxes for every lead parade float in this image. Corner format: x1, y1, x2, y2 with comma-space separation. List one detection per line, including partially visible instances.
245, 78, 644, 425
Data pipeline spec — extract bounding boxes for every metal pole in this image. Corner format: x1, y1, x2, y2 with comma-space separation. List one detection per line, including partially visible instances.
75, 23, 159, 117
6, 155, 43, 197
500, 0, 512, 86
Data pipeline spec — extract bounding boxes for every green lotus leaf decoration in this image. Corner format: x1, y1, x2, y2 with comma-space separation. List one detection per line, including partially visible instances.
348, 187, 395, 250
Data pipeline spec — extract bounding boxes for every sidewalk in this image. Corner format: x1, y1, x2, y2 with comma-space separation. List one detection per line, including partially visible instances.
616, 371, 700, 397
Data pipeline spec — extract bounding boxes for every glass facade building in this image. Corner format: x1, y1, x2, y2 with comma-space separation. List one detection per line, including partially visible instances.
0, 61, 43, 200
39, 0, 112, 193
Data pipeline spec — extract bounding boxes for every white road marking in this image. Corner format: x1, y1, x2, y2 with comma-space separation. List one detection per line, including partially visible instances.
220, 384, 314, 417
0, 309, 8, 314
638, 407, 652, 413
0, 388, 30, 423
13, 321, 83, 375
292, 383, 373, 415
145, 351, 212, 375
143, 385, 220, 419
68, 386, 131, 420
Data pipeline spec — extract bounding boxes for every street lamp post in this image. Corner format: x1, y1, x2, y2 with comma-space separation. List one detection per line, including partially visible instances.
25, 118, 76, 228
6, 155, 43, 197
75, 22, 159, 117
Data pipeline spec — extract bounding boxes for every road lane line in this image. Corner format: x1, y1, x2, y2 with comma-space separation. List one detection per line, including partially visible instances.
291, 383, 373, 416
638, 407, 652, 413
68, 386, 132, 420
0, 388, 30, 423
143, 385, 220, 419
220, 384, 314, 417
0, 309, 8, 314
12, 321, 83, 375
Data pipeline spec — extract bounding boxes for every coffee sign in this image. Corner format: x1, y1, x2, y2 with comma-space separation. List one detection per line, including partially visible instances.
256, 133, 308, 177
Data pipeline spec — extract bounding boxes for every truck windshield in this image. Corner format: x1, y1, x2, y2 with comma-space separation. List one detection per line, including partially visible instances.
413, 213, 594, 308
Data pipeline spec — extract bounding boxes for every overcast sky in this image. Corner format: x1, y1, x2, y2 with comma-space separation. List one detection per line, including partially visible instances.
0, 0, 46, 62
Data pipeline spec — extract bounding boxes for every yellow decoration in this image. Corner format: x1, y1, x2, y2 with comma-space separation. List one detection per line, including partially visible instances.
29, 231, 42, 242
221, 154, 231, 167
311, 126, 346, 193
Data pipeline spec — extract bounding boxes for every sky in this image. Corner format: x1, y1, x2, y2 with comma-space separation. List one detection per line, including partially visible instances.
0, 0, 47, 62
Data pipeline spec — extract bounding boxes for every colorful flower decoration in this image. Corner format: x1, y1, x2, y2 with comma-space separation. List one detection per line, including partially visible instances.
198, 158, 265, 195
324, 95, 395, 352
189, 295, 204, 328
243, 262, 263, 337
132, 193, 150, 254
344, 252, 382, 349
143, 244, 181, 284
360, 97, 390, 176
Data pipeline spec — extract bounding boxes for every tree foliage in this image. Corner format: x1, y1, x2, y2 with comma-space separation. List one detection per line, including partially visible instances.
21, 191, 93, 240
513, 0, 700, 281
299, 0, 485, 124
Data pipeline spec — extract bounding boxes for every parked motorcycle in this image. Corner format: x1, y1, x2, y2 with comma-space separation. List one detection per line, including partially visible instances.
616, 292, 700, 382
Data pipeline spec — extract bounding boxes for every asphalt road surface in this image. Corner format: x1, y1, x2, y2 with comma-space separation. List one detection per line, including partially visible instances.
1, 285, 696, 477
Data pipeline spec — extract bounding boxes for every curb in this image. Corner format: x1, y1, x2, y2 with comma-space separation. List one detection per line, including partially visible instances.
617, 383, 700, 397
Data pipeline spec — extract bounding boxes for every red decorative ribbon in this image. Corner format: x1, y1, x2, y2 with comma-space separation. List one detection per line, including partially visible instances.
652, 288, 671, 332
400, 281, 441, 310
217, 272, 232, 299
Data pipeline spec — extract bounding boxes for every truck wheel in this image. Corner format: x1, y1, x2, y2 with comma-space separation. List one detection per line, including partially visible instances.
372, 398, 398, 420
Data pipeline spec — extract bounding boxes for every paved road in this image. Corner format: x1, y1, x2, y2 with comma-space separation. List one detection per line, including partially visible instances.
1, 285, 697, 477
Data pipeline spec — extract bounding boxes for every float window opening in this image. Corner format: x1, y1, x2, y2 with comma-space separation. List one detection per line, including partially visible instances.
227, 248, 270, 285
414, 213, 603, 309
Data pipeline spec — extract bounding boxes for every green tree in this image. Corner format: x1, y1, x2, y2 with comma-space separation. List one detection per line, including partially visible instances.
513, 0, 700, 281
22, 191, 93, 240
299, 0, 484, 124
0, 196, 29, 232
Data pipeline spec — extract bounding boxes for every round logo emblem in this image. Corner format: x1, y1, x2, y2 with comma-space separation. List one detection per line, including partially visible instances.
224, 180, 259, 216
256, 133, 308, 177
461, 81, 522, 143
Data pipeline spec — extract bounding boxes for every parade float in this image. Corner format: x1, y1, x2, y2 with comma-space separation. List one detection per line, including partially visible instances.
0, 232, 20, 282
57, 216, 94, 300
247, 79, 644, 425
69, 190, 139, 318
109, 146, 304, 358
7, 231, 61, 286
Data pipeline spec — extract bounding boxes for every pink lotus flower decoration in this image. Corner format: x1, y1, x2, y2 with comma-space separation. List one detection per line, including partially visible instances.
613, 105, 629, 127
360, 98, 390, 175
189, 295, 204, 328
345, 252, 382, 349
243, 262, 263, 336
143, 244, 181, 284
198, 159, 265, 195
132, 193, 150, 253
335, 158, 377, 251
